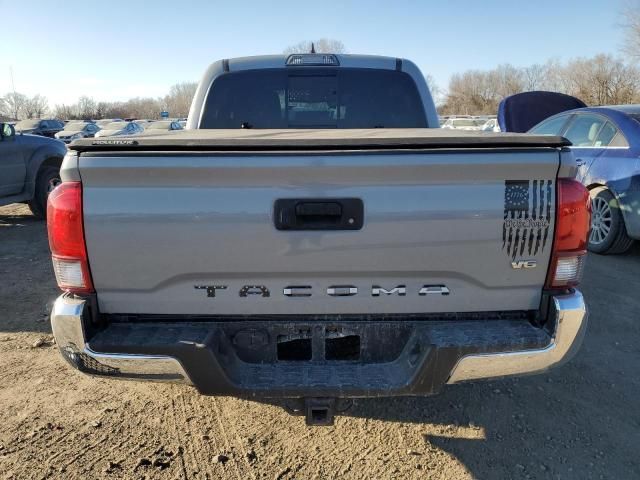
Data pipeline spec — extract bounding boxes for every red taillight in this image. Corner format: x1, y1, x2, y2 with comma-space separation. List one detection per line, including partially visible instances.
545, 179, 591, 289
47, 182, 94, 294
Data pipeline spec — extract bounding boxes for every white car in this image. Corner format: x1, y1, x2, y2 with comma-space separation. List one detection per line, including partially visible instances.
441, 118, 484, 131
55, 121, 101, 144
95, 118, 123, 128
94, 121, 144, 138
481, 118, 501, 132
140, 120, 184, 133
134, 119, 155, 127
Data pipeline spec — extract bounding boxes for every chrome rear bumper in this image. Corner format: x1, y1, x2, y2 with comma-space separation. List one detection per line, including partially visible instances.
50, 290, 587, 391
447, 290, 587, 383
50, 295, 191, 383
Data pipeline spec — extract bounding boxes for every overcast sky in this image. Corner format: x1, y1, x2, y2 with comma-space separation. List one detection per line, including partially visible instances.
1, 0, 628, 106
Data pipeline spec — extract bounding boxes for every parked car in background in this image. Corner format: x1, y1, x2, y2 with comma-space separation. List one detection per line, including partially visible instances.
95, 118, 123, 128
55, 121, 101, 143
529, 105, 640, 254
441, 118, 484, 130
500, 91, 640, 255
14, 118, 65, 138
481, 118, 500, 132
0, 122, 66, 218
140, 120, 183, 133
94, 121, 144, 137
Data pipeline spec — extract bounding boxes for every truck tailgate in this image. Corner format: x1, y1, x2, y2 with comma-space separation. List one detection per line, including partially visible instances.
76, 137, 561, 316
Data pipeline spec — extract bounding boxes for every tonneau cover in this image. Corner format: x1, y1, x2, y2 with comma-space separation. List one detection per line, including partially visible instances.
69, 128, 570, 152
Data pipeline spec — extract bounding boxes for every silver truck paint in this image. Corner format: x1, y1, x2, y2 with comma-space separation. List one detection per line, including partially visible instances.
78, 149, 559, 315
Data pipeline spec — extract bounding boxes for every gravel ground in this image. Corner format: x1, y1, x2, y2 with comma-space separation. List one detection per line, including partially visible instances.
1, 202, 639, 480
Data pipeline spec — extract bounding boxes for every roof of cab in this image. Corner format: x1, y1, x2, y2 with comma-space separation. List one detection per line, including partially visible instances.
225, 54, 400, 72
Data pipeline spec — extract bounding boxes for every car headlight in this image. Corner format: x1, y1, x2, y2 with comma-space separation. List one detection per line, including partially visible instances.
71, 133, 82, 140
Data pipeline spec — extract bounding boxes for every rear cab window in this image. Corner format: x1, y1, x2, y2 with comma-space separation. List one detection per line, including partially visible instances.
200, 68, 428, 129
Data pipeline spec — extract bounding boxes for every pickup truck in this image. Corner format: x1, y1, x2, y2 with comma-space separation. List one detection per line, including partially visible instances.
48, 54, 590, 425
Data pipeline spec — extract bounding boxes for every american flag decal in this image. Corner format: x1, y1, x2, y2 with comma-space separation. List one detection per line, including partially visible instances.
503, 180, 552, 260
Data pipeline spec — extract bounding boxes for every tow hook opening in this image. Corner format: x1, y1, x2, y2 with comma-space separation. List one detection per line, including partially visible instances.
277, 329, 312, 361
281, 397, 353, 425
325, 328, 360, 361
305, 398, 336, 426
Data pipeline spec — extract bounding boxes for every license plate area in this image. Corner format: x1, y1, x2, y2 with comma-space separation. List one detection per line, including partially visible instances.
228, 322, 412, 364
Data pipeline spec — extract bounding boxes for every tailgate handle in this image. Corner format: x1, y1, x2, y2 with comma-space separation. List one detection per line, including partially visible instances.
295, 202, 342, 217
274, 198, 363, 231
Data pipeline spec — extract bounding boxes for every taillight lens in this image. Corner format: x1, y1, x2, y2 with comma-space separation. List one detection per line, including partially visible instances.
546, 179, 591, 289
47, 182, 94, 294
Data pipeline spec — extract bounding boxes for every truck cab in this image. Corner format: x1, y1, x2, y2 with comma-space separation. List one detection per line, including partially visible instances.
187, 54, 439, 130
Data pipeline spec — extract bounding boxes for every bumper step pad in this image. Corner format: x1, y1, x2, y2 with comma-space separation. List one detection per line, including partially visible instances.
87, 318, 550, 397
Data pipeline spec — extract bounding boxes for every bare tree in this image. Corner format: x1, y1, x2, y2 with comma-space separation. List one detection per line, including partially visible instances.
424, 74, 443, 106
0, 97, 8, 119
284, 38, 346, 55
493, 64, 526, 99
77, 96, 97, 119
2, 92, 28, 120
101, 102, 129, 120
53, 104, 76, 120
23, 94, 49, 118
522, 64, 547, 91
622, 0, 640, 59
122, 97, 163, 119
441, 69, 504, 115
164, 82, 197, 118
537, 59, 567, 93
562, 54, 640, 105
95, 101, 110, 119
439, 53, 640, 115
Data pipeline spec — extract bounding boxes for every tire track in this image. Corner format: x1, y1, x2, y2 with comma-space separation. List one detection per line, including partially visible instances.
177, 391, 217, 480
208, 397, 251, 480
188, 393, 231, 480
81, 437, 130, 475
43, 430, 82, 464
58, 434, 112, 471
169, 392, 192, 480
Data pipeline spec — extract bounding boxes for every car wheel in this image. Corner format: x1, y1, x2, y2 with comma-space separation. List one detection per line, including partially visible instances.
588, 187, 634, 254
28, 165, 61, 219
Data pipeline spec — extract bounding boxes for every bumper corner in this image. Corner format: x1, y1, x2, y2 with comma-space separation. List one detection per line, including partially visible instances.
51, 293, 191, 384
447, 289, 587, 384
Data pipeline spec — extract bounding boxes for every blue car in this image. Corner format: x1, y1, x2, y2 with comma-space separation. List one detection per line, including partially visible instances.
499, 92, 640, 254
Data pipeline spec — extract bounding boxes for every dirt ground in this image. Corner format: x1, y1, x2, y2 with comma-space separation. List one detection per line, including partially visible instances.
1, 203, 639, 480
